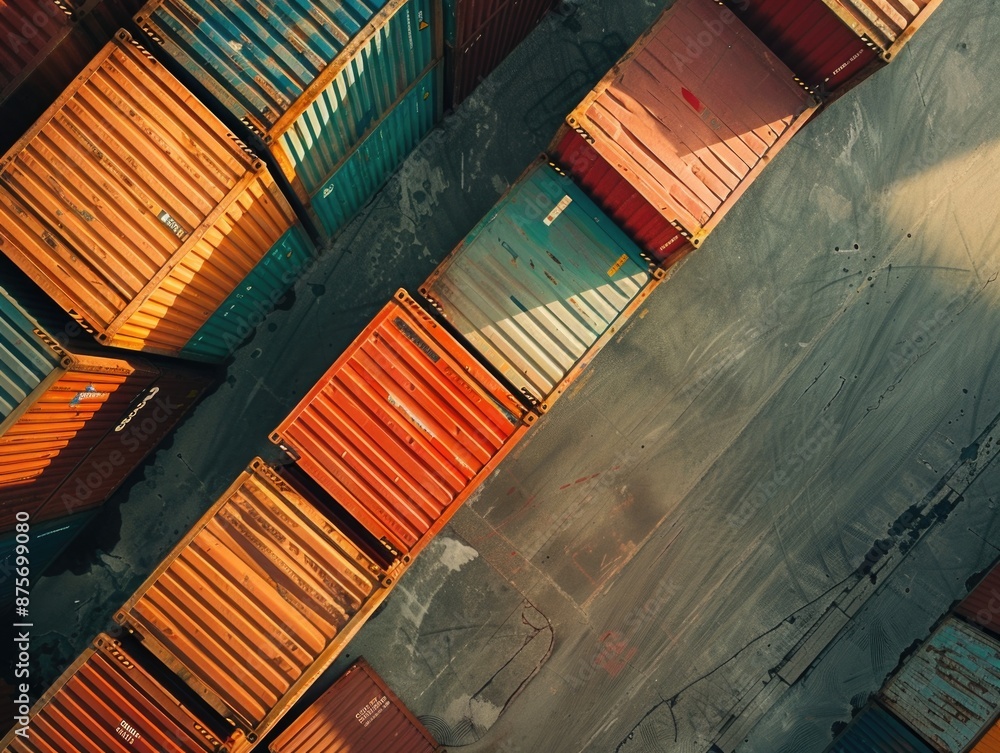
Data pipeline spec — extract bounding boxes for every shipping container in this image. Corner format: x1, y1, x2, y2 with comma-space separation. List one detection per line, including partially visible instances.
825, 705, 933, 753
0, 31, 300, 360
0, 0, 74, 104
271, 289, 533, 559
0, 509, 95, 609
0, 632, 237, 752
112, 459, 401, 750
957, 563, 1000, 639
0, 275, 214, 530
269, 657, 438, 753
972, 719, 1000, 753
879, 617, 1000, 753
420, 159, 661, 412
564, 0, 818, 247
551, 127, 693, 268
448, 0, 556, 106
309, 64, 443, 238
135, 0, 442, 207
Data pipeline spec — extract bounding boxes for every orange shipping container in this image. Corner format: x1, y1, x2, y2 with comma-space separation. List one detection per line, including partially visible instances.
271, 289, 534, 560
111, 459, 402, 751
269, 658, 438, 753
0, 31, 299, 359
565, 0, 818, 247
973, 720, 1000, 753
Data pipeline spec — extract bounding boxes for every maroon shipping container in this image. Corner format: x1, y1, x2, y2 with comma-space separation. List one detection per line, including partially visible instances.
719, 0, 944, 96
551, 127, 693, 268
269, 658, 439, 753
449, 0, 556, 106
0, 0, 73, 103
957, 564, 1000, 639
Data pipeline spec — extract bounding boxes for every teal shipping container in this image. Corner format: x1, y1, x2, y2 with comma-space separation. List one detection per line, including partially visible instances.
0, 282, 62, 420
880, 616, 1000, 753
135, 0, 443, 212
311, 64, 443, 237
0, 509, 96, 609
825, 706, 933, 753
420, 159, 661, 414
181, 224, 316, 361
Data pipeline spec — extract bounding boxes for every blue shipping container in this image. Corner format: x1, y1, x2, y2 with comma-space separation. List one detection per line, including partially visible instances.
311, 64, 443, 238
0, 285, 60, 419
826, 706, 933, 753
880, 616, 1000, 753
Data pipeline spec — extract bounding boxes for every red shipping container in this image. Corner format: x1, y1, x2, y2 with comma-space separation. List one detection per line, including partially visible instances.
271, 290, 533, 560
957, 564, 1000, 639
551, 127, 693, 268
269, 658, 438, 753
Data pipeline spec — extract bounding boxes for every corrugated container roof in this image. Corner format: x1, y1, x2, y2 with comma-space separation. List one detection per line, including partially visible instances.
826, 706, 933, 753
0, 0, 73, 103
824, 0, 941, 53
566, 0, 816, 245
973, 719, 1000, 753
956, 564, 1000, 639
134, 0, 391, 133
269, 658, 437, 753
420, 160, 658, 411
0, 32, 298, 359
114, 459, 397, 744
880, 616, 1000, 753
0, 284, 61, 420
272, 290, 531, 558
1, 633, 229, 752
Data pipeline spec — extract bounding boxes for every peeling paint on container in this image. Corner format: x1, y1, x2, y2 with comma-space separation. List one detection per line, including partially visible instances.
113, 459, 401, 749
420, 159, 659, 413
826, 705, 933, 752
309, 64, 443, 238
271, 290, 532, 560
269, 658, 438, 753
879, 617, 1000, 753
564, 0, 817, 247
0, 32, 299, 360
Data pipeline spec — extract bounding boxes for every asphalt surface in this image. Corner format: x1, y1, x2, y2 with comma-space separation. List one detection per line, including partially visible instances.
16, 0, 1000, 752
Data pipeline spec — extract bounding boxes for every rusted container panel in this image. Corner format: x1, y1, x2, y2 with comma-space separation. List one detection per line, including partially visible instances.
822, 0, 942, 57
0, 32, 298, 360
0, 0, 73, 104
720, 0, 880, 94
269, 658, 437, 753
958, 565, 1000, 638
565, 0, 817, 247
449, 0, 555, 106
880, 617, 1000, 753
826, 705, 933, 753
972, 720, 1000, 753
551, 128, 693, 268
420, 160, 659, 412
0, 633, 231, 752
271, 290, 532, 559
114, 460, 399, 747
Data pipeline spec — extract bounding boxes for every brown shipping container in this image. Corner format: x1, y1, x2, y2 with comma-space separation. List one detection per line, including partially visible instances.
113, 459, 401, 751
269, 658, 438, 753
565, 0, 817, 247
1, 632, 233, 752
957, 564, 1000, 638
820, 0, 943, 60
271, 290, 533, 560
0, 31, 298, 358
0, 0, 74, 104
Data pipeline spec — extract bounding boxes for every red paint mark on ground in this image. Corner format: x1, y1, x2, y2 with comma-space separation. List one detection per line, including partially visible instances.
593, 631, 637, 678
560, 483, 572, 490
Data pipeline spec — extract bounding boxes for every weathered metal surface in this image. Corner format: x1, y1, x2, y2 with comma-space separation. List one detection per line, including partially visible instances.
565, 0, 817, 246
720, 0, 881, 94
114, 460, 398, 745
271, 290, 531, 558
826, 706, 934, 753
0, 633, 229, 752
957, 565, 1000, 639
0, 0, 73, 104
880, 617, 1000, 753
449, 0, 555, 105
308, 64, 442, 238
551, 127, 692, 267
0, 32, 298, 359
420, 160, 657, 412
268, 658, 438, 753
822, 0, 942, 55
0, 284, 61, 420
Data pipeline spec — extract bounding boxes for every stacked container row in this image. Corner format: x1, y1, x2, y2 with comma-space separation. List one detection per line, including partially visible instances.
0, 31, 315, 362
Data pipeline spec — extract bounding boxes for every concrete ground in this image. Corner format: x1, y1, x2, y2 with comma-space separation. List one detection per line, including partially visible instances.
18, 0, 1000, 751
